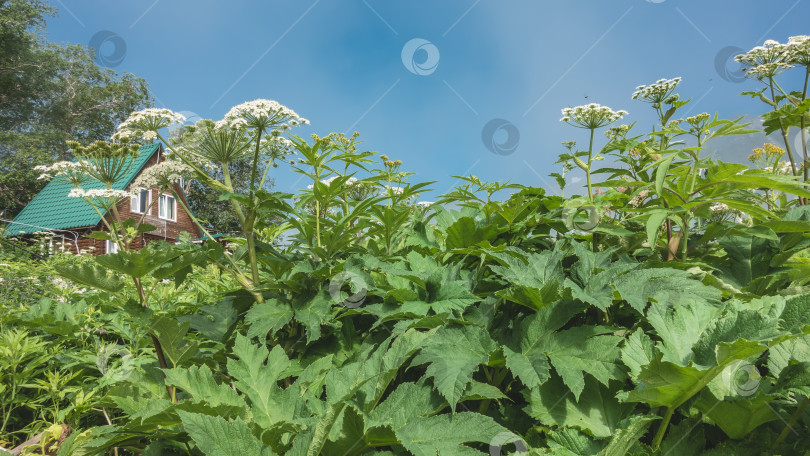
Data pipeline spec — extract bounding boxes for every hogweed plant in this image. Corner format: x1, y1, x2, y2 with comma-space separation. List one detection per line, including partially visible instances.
560, 103, 628, 203
110, 99, 309, 303
737, 36, 810, 181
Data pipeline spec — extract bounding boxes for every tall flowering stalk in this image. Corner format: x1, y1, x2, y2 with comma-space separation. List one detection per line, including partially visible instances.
112, 100, 308, 303
560, 103, 628, 202
736, 37, 810, 185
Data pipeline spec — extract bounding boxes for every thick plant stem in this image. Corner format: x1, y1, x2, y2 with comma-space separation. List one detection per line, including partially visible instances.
315, 200, 322, 248
801, 68, 809, 182
586, 128, 595, 203
773, 396, 810, 448
150, 334, 175, 402
651, 406, 675, 450
769, 79, 798, 176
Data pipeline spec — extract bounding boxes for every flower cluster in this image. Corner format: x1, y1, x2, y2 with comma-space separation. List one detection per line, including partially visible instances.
749, 143, 785, 161
34, 161, 84, 181
561, 104, 628, 130
416, 201, 433, 208
604, 124, 631, 141
132, 160, 194, 190
735, 40, 795, 79
685, 112, 711, 136
113, 108, 187, 142
68, 188, 132, 199
631, 77, 682, 105
787, 35, 810, 66
766, 161, 794, 175
216, 99, 308, 132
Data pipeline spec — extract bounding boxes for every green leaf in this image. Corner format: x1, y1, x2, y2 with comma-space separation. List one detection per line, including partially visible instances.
53, 263, 125, 293
504, 345, 550, 391
614, 268, 721, 314
621, 330, 655, 381
645, 210, 669, 253
769, 335, 810, 376
717, 235, 780, 290
366, 381, 442, 431
489, 249, 565, 311
597, 414, 658, 456
694, 390, 779, 439
446, 216, 499, 249
411, 325, 497, 410
95, 246, 184, 278
546, 326, 625, 400
226, 334, 294, 428
177, 411, 276, 456
149, 317, 198, 368
395, 412, 509, 456
525, 375, 632, 438
504, 301, 583, 394
151, 249, 207, 281
245, 298, 294, 340
620, 357, 709, 408
293, 291, 333, 344
163, 365, 246, 412
178, 298, 238, 341
655, 155, 675, 195
646, 301, 720, 366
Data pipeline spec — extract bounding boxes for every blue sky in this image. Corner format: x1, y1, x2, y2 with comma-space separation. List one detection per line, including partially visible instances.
45, 0, 810, 198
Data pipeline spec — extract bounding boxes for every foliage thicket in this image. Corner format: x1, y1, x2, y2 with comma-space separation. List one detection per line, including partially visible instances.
0, 0, 153, 216
3, 35, 810, 456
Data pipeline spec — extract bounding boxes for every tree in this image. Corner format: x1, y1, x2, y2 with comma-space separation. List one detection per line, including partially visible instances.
0, 0, 152, 216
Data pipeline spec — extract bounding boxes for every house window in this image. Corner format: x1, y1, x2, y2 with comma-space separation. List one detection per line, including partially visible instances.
158, 194, 176, 221
131, 188, 151, 214
106, 239, 119, 254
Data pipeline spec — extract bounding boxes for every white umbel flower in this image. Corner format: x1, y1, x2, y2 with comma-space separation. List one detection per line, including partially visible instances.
132, 160, 194, 189
632, 77, 682, 104
560, 103, 628, 129
113, 108, 186, 142
217, 99, 308, 131
735, 40, 794, 79
34, 161, 84, 180
68, 188, 132, 199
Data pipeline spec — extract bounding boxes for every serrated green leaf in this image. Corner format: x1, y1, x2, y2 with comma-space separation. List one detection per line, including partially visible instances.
177, 411, 276, 456
163, 365, 245, 412
226, 334, 294, 428
694, 390, 779, 439
525, 375, 632, 438
411, 325, 497, 410
53, 263, 125, 293
245, 298, 294, 340
395, 412, 509, 456
598, 414, 658, 456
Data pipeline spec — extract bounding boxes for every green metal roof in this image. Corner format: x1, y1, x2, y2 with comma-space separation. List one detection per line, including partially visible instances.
3, 143, 161, 236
